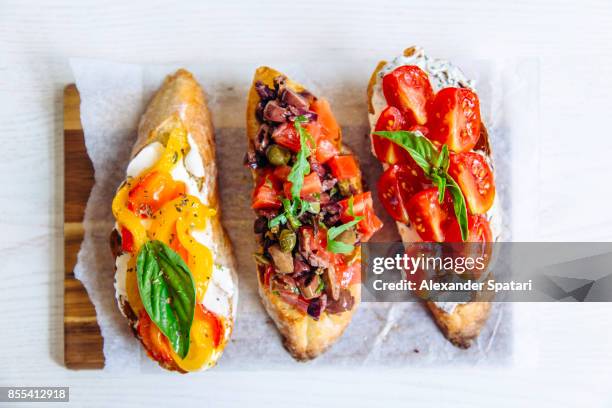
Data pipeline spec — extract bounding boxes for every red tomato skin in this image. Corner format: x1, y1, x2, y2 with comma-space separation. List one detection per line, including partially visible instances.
377, 163, 430, 224
447, 152, 495, 214
197, 305, 223, 348
338, 192, 383, 242
428, 87, 481, 153
252, 173, 281, 210
137, 310, 174, 366
327, 155, 360, 180
315, 138, 339, 164
310, 98, 341, 144
406, 188, 452, 242
445, 215, 493, 243
120, 226, 134, 253
283, 172, 322, 199
372, 106, 413, 164
128, 171, 186, 217
336, 260, 361, 287
271, 122, 301, 152
271, 165, 292, 182
382, 65, 434, 126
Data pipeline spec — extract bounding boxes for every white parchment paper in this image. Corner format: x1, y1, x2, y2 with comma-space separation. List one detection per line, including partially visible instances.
70, 56, 539, 373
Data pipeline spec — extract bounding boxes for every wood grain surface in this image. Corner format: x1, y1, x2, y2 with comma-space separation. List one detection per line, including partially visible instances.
63, 84, 104, 369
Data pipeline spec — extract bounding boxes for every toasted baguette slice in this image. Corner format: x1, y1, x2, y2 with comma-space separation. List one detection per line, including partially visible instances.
111, 69, 238, 372
367, 48, 493, 349
246, 67, 362, 360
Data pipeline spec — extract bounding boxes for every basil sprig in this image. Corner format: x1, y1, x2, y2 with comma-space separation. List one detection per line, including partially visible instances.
268, 115, 316, 229
136, 240, 196, 359
373, 130, 468, 241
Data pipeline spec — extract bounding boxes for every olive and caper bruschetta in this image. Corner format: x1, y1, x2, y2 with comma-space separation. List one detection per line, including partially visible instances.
245, 67, 383, 360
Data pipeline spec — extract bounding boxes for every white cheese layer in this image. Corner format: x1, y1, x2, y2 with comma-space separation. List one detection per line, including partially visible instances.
369, 47, 501, 314
114, 134, 234, 320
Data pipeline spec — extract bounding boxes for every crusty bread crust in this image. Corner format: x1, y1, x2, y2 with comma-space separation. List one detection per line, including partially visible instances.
367, 48, 492, 349
247, 66, 361, 360
112, 69, 237, 372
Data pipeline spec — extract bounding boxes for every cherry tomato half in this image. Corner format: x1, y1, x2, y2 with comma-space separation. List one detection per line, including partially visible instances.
428, 87, 481, 153
382, 65, 434, 126
372, 106, 412, 164
377, 163, 429, 223
447, 152, 495, 214
406, 188, 452, 242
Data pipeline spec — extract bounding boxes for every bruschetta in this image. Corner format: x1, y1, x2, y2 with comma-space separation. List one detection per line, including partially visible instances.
245, 67, 383, 360
110, 69, 238, 372
367, 47, 498, 348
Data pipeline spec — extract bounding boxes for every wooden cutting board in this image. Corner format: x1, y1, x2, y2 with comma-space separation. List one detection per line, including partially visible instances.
64, 84, 105, 369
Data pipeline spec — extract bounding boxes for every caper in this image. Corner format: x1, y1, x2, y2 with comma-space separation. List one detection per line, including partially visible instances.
279, 229, 297, 253
266, 144, 291, 166
338, 179, 351, 197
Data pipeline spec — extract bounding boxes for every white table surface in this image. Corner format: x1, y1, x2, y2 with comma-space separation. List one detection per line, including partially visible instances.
1, 0, 611, 406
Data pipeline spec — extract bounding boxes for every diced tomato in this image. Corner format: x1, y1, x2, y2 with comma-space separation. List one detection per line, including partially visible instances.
169, 224, 189, 264
272, 165, 292, 182
315, 138, 339, 164
447, 152, 495, 214
377, 163, 429, 223
305, 121, 323, 142
271, 122, 301, 152
120, 226, 134, 253
382, 65, 434, 125
338, 192, 383, 242
327, 155, 360, 180
252, 172, 281, 210
406, 188, 453, 242
300, 226, 333, 265
197, 305, 223, 348
128, 171, 186, 218
137, 310, 174, 365
428, 87, 481, 153
283, 172, 322, 199
310, 98, 340, 143
359, 205, 384, 242
372, 106, 412, 164
336, 260, 361, 287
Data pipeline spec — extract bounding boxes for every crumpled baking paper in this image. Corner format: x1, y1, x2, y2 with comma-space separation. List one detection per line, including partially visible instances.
70, 55, 538, 373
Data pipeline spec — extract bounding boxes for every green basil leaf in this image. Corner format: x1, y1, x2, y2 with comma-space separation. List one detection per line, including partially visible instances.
288, 116, 312, 200
268, 213, 287, 228
373, 131, 437, 175
439, 144, 450, 173
446, 176, 469, 241
136, 240, 196, 359
327, 239, 356, 255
